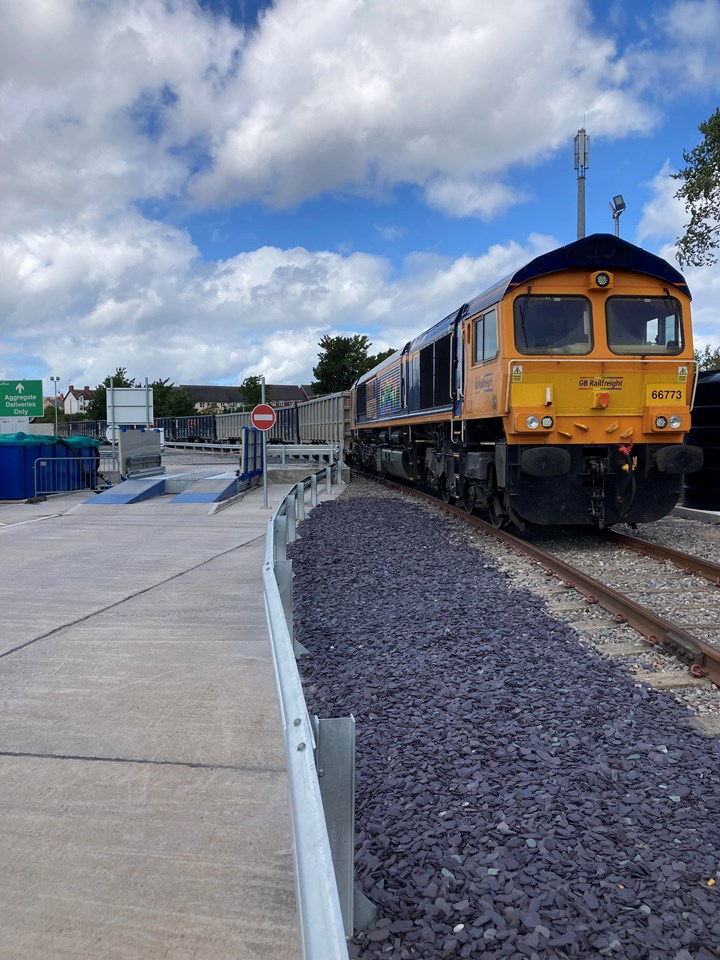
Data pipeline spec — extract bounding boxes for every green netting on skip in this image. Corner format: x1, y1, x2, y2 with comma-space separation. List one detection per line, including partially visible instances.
0, 432, 102, 448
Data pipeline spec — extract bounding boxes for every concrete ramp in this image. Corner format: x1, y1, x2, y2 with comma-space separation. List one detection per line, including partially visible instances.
171, 473, 241, 504
82, 470, 243, 506
84, 477, 167, 504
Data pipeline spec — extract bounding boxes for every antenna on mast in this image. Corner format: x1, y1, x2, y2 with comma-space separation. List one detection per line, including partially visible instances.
574, 126, 590, 239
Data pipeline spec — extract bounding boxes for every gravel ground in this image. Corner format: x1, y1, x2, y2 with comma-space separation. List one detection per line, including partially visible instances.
290, 479, 720, 959
615, 516, 720, 568
457, 513, 720, 730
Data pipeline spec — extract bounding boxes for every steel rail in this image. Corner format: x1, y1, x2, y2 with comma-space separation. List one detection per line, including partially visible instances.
359, 472, 720, 686
602, 529, 720, 586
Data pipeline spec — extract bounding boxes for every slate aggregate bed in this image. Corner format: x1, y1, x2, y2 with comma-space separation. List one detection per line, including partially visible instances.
290, 491, 720, 959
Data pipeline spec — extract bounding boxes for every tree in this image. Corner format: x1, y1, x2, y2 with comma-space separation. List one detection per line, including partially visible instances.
85, 367, 136, 421
150, 379, 195, 418
240, 376, 268, 408
673, 108, 720, 266
38, 404, 66, 424
695, 344, 720, 370
366, 347, 396, 369
312, 335, 396, 394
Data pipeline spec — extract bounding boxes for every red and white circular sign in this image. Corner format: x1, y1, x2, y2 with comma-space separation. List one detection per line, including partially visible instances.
250, 403, 277, 431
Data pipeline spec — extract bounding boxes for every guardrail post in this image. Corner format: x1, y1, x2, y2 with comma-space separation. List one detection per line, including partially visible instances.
311, 473, 318, 507
274, 514, 287, 561
314, 716, 377, 937
296, 481, 306, 522
275, 558, 293, 632
325, 465, 332, 495
287, 493, 297, 543
337, 444, 346, 486
314, 716, 356, 936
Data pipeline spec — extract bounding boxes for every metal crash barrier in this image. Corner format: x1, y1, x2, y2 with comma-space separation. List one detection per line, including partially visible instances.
262, 468, 375, 959
266, 443, 343, 471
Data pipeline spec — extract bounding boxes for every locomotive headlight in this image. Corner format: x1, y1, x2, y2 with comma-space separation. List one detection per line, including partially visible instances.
526, 415, 540, 429
595, 272, 611, 287
654, 416, 668, 428
669, 415, 682, 429
541, 416, 554, 428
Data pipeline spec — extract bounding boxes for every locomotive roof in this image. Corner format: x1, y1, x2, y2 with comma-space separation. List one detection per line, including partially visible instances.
355, 233, 690, 386
465, 232, 690, 317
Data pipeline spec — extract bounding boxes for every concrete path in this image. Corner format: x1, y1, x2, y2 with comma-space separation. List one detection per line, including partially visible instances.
0, 478, 316, 959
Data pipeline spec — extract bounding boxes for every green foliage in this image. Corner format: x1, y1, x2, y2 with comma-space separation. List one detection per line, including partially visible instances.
38, 405, 66, 424
312, 335, 396, 395
84, 369, 195, 420
85, 367, 136, 421
695, 343, 720, 370
673, 108, 720, 266
240, 376, 268, 408
150, 379, 195, 418
366, 347, 396, 369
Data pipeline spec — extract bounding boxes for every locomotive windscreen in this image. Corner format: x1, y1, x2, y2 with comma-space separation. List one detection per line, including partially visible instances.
514, 296, 592, 355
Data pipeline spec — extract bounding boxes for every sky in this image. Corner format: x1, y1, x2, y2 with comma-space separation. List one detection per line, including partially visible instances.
1, 0, 720, 399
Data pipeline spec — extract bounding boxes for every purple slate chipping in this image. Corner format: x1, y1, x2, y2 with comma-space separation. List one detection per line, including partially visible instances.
289, 494, 720, 959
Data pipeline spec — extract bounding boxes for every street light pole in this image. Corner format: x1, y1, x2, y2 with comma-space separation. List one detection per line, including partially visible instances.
609, 194, 626, 237
50, 375, 60, 435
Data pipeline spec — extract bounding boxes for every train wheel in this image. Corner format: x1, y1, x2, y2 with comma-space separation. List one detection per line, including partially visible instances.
440, 474, 452, 504
487, 490, 508, 529
462, 481, 478, 514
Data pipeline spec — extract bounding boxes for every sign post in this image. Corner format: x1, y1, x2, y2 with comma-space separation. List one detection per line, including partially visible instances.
252, 389, 276, 509
0, 380, 44, 419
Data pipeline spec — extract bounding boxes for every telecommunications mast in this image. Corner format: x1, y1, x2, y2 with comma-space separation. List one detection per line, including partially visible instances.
574, 127, 590, 239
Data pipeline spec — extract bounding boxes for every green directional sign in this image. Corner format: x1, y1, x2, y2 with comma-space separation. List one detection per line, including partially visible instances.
0, 380, 44, 418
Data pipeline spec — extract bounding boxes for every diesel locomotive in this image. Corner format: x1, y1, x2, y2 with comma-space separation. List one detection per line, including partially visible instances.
348, 233, 704, 528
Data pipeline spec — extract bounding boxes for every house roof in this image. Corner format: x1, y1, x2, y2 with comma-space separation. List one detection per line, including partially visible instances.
178, 384, 315, 404
179, 385, 245, 404
67, 385, 95, 399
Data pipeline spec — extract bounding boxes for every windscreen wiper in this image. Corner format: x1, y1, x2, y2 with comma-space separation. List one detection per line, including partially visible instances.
518, 285, 533, 347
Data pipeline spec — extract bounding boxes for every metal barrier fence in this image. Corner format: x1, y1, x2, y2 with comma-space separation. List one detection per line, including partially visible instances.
33, 454, 119, 498
265, 443, 342, 470
263, 468, 374, 959
238, 427, 263, 483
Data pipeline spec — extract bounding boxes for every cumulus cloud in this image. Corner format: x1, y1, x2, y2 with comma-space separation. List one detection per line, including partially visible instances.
659, 0, 720, 89
0, 0, 245, 232
3, 0, 720, 389
189, 0, 652, 215
0, 218, 552, 386
637, 162, 687, 245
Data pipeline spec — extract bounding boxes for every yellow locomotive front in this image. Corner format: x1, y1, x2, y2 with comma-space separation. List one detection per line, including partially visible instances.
465, 244, 704, 526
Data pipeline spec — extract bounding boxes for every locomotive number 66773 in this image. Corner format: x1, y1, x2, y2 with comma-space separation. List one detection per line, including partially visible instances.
348, 233, 704, 529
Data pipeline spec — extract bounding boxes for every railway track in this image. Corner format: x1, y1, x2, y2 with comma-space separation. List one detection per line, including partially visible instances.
354, 470, 720, 687
602, 528, 720, 585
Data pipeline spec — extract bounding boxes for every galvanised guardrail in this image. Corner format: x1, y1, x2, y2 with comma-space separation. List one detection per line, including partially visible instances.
34, 454, 119, 498
263, 468, 373, 959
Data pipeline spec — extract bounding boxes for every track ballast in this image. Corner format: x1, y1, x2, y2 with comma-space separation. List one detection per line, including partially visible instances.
290, 479, 720, 959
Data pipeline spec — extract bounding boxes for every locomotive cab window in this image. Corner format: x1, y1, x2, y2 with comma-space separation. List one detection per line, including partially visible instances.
513, 295, 592, 355
472, 308, 498, 364
606, 296, 684, 355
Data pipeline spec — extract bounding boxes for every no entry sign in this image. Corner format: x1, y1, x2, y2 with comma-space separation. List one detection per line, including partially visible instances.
250, 403, 276, 431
